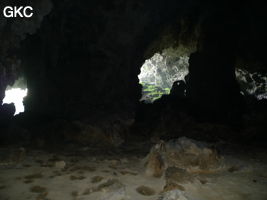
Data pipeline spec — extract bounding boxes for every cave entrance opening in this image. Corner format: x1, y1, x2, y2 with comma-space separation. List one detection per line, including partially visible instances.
137, 46, 267, 103
138, 47, 190, 103
235, 68, 267, 100
2, 77, 28, 115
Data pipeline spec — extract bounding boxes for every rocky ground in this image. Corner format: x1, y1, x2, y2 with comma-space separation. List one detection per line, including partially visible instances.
0, 138, 267, 200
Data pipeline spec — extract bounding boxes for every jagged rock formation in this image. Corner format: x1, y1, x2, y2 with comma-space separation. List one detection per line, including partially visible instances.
145, 137, 220, 178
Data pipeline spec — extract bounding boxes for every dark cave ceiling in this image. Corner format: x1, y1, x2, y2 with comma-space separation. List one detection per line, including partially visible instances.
0, 0, 266, 120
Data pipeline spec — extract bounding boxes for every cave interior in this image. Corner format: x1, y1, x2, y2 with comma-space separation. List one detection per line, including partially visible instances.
0, 0, 267, 200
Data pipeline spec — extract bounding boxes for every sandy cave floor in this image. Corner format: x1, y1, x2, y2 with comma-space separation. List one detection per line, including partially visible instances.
0, 143, 267, 200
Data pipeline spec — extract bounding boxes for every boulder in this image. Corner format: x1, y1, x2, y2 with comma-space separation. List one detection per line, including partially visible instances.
145, 137, 220, 177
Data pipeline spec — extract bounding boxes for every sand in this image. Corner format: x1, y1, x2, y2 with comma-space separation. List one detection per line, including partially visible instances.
0, 144, 267, 200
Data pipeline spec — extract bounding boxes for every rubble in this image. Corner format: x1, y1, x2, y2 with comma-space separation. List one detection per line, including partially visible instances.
145, 137, 221, 178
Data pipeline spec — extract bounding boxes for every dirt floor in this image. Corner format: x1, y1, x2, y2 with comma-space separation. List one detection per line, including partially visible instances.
0, 141, 267, 200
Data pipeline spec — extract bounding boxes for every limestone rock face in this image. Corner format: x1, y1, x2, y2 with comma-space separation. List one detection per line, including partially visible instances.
62, 118, 129, 147
145, 137, 220, 177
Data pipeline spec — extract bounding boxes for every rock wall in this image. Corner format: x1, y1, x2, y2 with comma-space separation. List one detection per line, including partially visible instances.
19, 0, 199, 119
0, 0, 266, 122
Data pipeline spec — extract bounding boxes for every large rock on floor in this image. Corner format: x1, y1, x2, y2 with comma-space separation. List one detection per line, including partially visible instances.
145, 137, 220, 178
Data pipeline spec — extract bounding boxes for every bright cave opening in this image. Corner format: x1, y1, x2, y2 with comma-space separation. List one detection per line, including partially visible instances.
138, 47, 190, 103
235, 68, 267, 100
138, 47, 267, 103
2, 78, 28, 115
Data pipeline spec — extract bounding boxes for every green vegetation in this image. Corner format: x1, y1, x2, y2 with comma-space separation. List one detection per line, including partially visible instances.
140, 82, 170, 102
